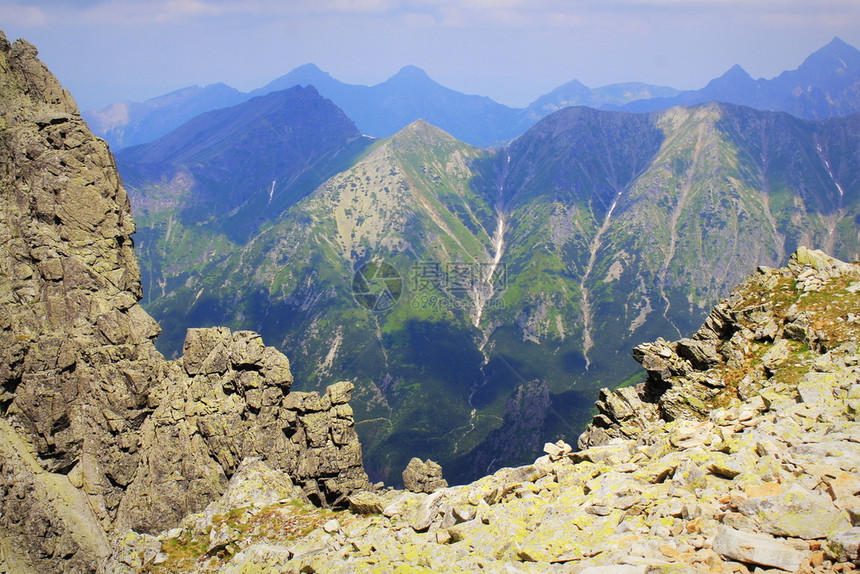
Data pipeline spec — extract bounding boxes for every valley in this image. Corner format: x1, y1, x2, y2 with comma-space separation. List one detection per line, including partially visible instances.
120, 96, 860, 487
3, 26, 860, 573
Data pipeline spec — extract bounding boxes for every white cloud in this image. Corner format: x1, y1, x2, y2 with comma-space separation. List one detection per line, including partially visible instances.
0, 4, 49, 27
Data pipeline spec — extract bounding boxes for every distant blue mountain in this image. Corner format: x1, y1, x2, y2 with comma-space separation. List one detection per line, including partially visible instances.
623, 37, 860, 118
252, 64, 523, 146
83, 83, 247, 149
85, 37, 860, 150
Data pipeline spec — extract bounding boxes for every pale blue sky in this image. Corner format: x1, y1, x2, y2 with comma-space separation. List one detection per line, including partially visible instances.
2, 0, 859, 111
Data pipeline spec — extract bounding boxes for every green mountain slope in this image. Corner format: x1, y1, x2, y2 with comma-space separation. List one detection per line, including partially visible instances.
117, 86, 372, 308
140, 120, 504, 481
126, 102, 860, 486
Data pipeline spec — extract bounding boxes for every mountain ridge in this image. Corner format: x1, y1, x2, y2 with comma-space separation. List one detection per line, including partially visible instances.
84, 37, 860, 151
623, 36, 860, 118
124, 94, 860, 486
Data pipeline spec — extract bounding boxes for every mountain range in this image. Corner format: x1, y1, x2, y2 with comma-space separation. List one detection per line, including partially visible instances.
622, 36, 860, 118
87, 37, 860, 150
118, 82, 860, 485
6, 29, 860, 573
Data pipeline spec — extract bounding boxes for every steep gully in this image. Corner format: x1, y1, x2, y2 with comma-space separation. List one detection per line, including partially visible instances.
814, 138, 846, 257
453, 153, 510, 456
471, 152, 511, 328
657, 125, 707, 339
578, 188, 623, 370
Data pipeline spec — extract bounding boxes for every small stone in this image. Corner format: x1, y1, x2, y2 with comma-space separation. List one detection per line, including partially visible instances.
322, 519, 339, 533
809, 550, 825, 567
825, 527, 860, 562
744, 483, 781, 498
435, 529, 452, 544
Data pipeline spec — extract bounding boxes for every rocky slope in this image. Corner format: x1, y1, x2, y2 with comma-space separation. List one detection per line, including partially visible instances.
0, 31, 368, 574
111, 248, 860, 574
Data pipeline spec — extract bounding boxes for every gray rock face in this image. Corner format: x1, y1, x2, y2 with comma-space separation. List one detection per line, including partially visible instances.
1, 30, 154, 572
580, 247, 860, 448
0, 30, 368, 573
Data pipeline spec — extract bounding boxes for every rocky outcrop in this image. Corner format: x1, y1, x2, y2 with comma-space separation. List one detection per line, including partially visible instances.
402, 457, 448, 493
1, 30, 159, 572
579, 246, 860, 449
118, 248, 860, 573
117, 329, 367, 533
0, 31, 367, 573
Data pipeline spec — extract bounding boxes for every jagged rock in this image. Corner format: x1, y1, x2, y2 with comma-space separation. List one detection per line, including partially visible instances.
675, 338, 721, 370
578, 385, 661, 448
347, 490, 386, 515
0, 31, 368, 572
402, 457, 448, 493
203, 458, 308, 517
581, 248, 860, 445
218, 544, 293, 574
325, 381, 354, 405
760, 338, 792, 373
102, 531, 161, 574
542, 440, 572, 461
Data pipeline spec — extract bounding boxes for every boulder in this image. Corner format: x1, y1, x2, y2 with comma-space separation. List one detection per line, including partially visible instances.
402, 458, 448, 493
712, 526, 804, 571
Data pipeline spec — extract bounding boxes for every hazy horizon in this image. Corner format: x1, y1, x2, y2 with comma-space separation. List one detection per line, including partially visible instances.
1, 0, 859, 111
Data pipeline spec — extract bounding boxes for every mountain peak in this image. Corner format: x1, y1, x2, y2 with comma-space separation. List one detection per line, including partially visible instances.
823, 36, 853, 53
281, 62, 335, 84
388, 118, 456, 145
293, 62, 325, 73
249, 63, 337, 100
701, 63, 757, 97
720, 64, 753, 81
797, 36, 860, 73
390, 65, 432, 82
728, 63, 749, 74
